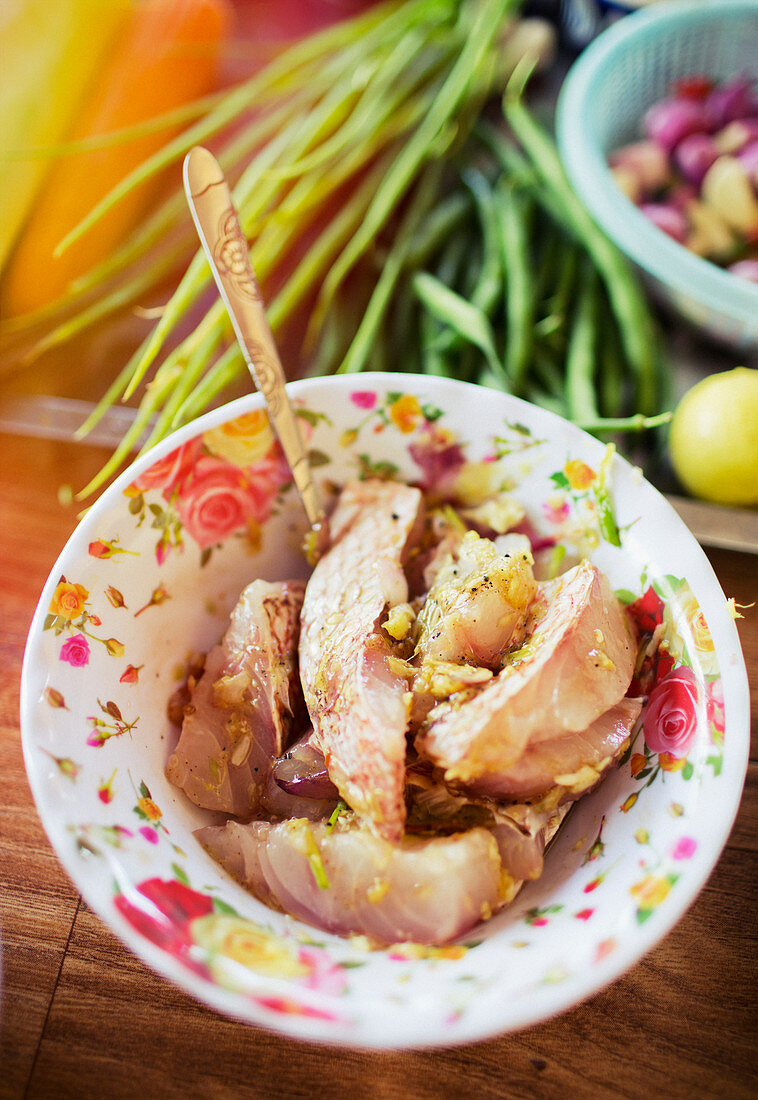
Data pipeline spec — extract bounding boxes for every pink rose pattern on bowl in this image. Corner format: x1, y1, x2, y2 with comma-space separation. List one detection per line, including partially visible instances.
125, 409, 293, 564
23, 378, 748, 1047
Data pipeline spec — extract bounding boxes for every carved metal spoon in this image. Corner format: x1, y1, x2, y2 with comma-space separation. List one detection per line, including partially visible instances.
183, 145, 327, 557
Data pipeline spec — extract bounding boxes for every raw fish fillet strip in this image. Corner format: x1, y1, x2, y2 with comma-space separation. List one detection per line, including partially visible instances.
166, 579, 305, 817
299, 479, 423, 840
417, 560, 635, 786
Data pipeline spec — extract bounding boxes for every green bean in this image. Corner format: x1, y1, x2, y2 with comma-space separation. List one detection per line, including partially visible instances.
533, 222, 562, 308
336, 161, 444, 374
458, 342, 483, 385
548, 242, 579, 320
387, 271, 424, 374
495, 180, 534, 392
403, 191, 472, 270
532, 345, 565, 400
565, 265, 600, 423
503, 63, 660, 415
476, 365, 510, 393
419, 301, 451, 377
462, 169, 503, 308
432, 226, 471, 291
417, 166, 503, 356
534, 313, 562, 340
474, 119, 533, 185
525, 382, 566, 417
412, 270, 504, 381
597, 309, 626, 419
575, 411, 673, 433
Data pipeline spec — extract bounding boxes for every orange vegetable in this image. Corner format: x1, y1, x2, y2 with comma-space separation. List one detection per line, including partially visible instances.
3, 0, 232, 317
0, 0, 130, 277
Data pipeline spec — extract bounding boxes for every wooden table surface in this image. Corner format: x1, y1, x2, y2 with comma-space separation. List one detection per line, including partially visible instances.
0, 427, 755, 1100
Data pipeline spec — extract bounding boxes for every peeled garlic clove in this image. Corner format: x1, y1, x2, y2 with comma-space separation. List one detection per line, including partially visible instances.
701, 155, 758, 235
684, 198, 737, 260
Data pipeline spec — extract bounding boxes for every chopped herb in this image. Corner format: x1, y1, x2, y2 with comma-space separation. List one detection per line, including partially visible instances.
326, 799, 348, 832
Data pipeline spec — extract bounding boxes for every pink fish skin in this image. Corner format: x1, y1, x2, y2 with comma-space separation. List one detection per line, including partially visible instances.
416, 560, 635, 785
461, 697, 643, 802
166, 579, 305, 817
299, 479, 424, 841
196, 817, 505, 945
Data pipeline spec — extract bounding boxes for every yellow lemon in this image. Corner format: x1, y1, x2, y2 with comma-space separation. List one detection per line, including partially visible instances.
669, 367, 758, 506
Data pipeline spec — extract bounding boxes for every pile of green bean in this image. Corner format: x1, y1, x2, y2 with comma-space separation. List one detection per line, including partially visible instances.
316, 78, 673, 433
318, 70, 671, 435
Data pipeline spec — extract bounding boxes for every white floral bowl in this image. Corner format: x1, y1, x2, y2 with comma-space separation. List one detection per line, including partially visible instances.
21, 374, 749, 1048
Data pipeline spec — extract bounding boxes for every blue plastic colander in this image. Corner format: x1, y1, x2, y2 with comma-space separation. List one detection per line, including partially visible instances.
556, 0, 758, 352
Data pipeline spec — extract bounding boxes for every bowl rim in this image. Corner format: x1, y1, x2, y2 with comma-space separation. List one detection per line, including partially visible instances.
556, 0, 758, 328
19, 374, 752, 1047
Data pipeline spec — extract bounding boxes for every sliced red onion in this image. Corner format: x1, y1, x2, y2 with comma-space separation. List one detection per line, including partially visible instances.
674, 132, 719, 188
727, 259, 758, 284
705, 77, 758, 131
638, 202, 689, 243
644, 97, 709, 153
272, 740, 339, 799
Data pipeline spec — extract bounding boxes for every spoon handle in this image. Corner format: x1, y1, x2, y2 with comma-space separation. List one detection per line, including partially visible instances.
183, 145, 324, 531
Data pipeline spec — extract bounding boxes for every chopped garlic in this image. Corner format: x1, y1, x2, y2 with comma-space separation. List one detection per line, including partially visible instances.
462, 494, 525, 534
213, 669, 251, 707
588, 647, 615, 672
367, 877, 390, 904
554, 759, 610, 794
384, 601, 416, 640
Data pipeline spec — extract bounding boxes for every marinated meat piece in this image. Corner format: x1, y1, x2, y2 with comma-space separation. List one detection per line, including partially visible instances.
462, 697, 643, 803
166, 579, 305, 817
299, 479, 423, 840
197, 817, 507, 945
416, 560, 635, 786
414, 530, 537, 668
